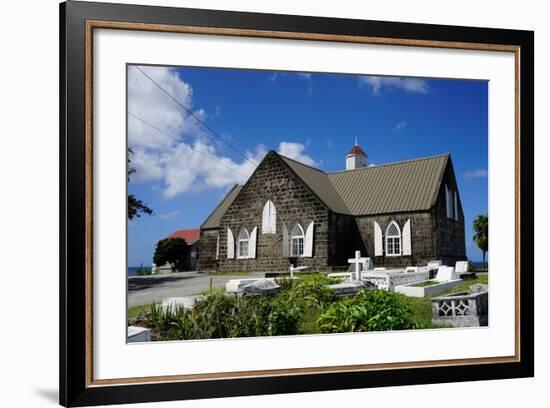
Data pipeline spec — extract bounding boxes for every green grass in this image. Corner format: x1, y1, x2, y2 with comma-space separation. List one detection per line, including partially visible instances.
128, 304, 153, 319
411, 280, 439, 287
443, 273, 488, 295
207, 271, 253, 276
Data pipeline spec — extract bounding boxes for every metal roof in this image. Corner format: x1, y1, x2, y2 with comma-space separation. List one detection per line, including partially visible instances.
201, 153, 450, 228
328, 154, 449, 215
280, 156, 352, 215
201, 184, 243, 229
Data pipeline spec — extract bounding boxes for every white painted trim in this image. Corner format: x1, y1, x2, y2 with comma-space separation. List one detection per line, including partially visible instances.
374, 221, 383, 256
385, 220, 402, 257
249, 226, 257, 258
226, 228, 235, 259
261, 200, 276, 234
402, 219, 412, 256
236, 227, 250, 259
290, 223, 305, 257
282, 223, 289, 258
304, 221, 314, 257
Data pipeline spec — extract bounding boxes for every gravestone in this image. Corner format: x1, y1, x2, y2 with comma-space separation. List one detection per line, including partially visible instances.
455, 261, 469, 273
469, 283, 488, 294
455, 261, 477, 280
435, 266, 457, 282
242, 279, 280, 295
328, 280, 373, 296
162, 295, 204, 310
427, 260, 443, 278
348, 250, 369, 281
127, 326, 151, 343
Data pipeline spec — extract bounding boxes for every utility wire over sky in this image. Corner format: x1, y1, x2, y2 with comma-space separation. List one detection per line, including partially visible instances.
127, 111, 251, 179
133, 65, 259, 167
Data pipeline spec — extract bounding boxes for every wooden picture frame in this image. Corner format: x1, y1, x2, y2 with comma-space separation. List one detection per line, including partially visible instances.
60, 1, 534, 406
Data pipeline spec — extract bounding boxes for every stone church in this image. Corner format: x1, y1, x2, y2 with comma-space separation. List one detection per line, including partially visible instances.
198, 144, 466, 272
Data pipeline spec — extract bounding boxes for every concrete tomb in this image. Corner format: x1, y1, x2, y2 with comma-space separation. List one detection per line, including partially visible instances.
242, 279, 281, 295
127, 326, 152, 343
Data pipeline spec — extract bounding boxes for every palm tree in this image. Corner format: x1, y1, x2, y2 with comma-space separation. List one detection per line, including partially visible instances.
473, 215, 488, 270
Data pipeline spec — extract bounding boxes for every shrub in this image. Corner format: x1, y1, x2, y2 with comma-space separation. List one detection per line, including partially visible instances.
148, 292, 304, 341
278, 275, 339, 308
267, 301, 303, 336
318, 290, 416, 333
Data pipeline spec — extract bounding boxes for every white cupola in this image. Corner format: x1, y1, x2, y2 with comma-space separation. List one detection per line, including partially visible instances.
345, 138, 368, 170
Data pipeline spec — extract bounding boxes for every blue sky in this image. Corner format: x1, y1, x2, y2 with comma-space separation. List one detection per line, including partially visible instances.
127, 65, 488, 266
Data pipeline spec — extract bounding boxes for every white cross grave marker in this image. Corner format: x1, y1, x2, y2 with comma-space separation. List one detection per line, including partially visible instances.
348, 250, 368, 281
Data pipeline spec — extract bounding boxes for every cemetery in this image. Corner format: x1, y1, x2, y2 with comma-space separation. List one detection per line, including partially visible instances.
127, 251, 488, 342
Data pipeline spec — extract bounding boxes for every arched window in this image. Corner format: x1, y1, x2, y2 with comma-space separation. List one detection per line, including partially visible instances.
237, 228, 250, 259
291, 224, 305, 257
262, 200, 276, 234
385, 221, 401, 256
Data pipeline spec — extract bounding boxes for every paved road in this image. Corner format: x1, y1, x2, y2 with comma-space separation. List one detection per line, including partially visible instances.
127, 271, 264, 308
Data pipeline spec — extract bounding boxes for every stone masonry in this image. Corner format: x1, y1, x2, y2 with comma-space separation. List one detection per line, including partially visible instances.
198, 151, 466, 272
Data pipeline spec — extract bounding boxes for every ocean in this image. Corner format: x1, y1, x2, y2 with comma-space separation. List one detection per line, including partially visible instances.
128, 266, 152, 276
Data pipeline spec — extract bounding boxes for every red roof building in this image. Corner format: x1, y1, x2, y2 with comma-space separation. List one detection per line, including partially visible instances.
168, 228, 201, 244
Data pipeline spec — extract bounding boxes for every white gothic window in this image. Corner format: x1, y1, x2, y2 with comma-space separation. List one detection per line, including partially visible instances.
262, 200, 276, 234
385, 221, 402, 256
291, 224, 305, 257
237, 228, 250, 259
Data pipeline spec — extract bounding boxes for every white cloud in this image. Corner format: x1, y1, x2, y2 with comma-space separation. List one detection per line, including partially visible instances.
128, 66, 318, 198
128, 66, 267, 198
394, 121, 407, 131
358, 76, 429, 95
158, 210, 180, 220
269, 72, 312, 93
278, 142, 316, 166
464, 169, 488, 179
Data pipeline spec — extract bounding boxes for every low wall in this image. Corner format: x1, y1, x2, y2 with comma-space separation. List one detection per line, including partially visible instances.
431, 290, 488, 327
395, 279, 463, 298
363, 270, 430, 291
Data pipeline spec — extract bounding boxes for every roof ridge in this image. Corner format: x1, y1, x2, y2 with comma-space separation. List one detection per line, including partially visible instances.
201, 184, 242, 229
277, 152, 327, 174
327, 153, 449, 175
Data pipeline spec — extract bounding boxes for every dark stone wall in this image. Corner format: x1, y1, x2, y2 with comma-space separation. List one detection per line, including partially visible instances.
197, 229, 219, 271
355, 212, 436, 268
328, 212, 366, 267
198, 153, 467, 272
433, 160, 467, 265
210, 151, 331, 273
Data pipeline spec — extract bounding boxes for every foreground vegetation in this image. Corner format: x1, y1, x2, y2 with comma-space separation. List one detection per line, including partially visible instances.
129, 273, 488, 341
140, 276, 417, 341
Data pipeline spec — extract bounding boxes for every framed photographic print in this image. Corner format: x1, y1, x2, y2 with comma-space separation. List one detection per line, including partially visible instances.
60, 1, 534, 406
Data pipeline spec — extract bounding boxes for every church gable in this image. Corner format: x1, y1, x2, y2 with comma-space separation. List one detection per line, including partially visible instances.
215, 151, 331, 270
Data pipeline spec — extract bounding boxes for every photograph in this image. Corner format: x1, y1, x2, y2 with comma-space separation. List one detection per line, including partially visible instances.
126, 64, 489, 342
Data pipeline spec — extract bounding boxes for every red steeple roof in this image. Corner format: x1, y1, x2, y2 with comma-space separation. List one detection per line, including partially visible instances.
348, 144, 366, 156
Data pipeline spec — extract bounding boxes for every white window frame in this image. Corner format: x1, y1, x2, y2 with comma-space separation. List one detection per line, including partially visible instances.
262, 200, 277, 234
237, 227, 250, 259
290, 223, 305, 257
385, 221, 402, 257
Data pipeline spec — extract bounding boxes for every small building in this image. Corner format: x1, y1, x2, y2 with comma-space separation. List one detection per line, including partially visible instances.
152, 228, 201, 273
198, 144, 466, 273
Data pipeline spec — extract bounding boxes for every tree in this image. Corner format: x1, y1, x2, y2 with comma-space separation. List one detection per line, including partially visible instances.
128, 147, 153, 220
153, 238, 190, 272
473, 215, 488, 270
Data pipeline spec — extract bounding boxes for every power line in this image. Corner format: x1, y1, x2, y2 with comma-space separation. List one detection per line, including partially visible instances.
133, 65, 258, 167
128, 111, 252, 179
